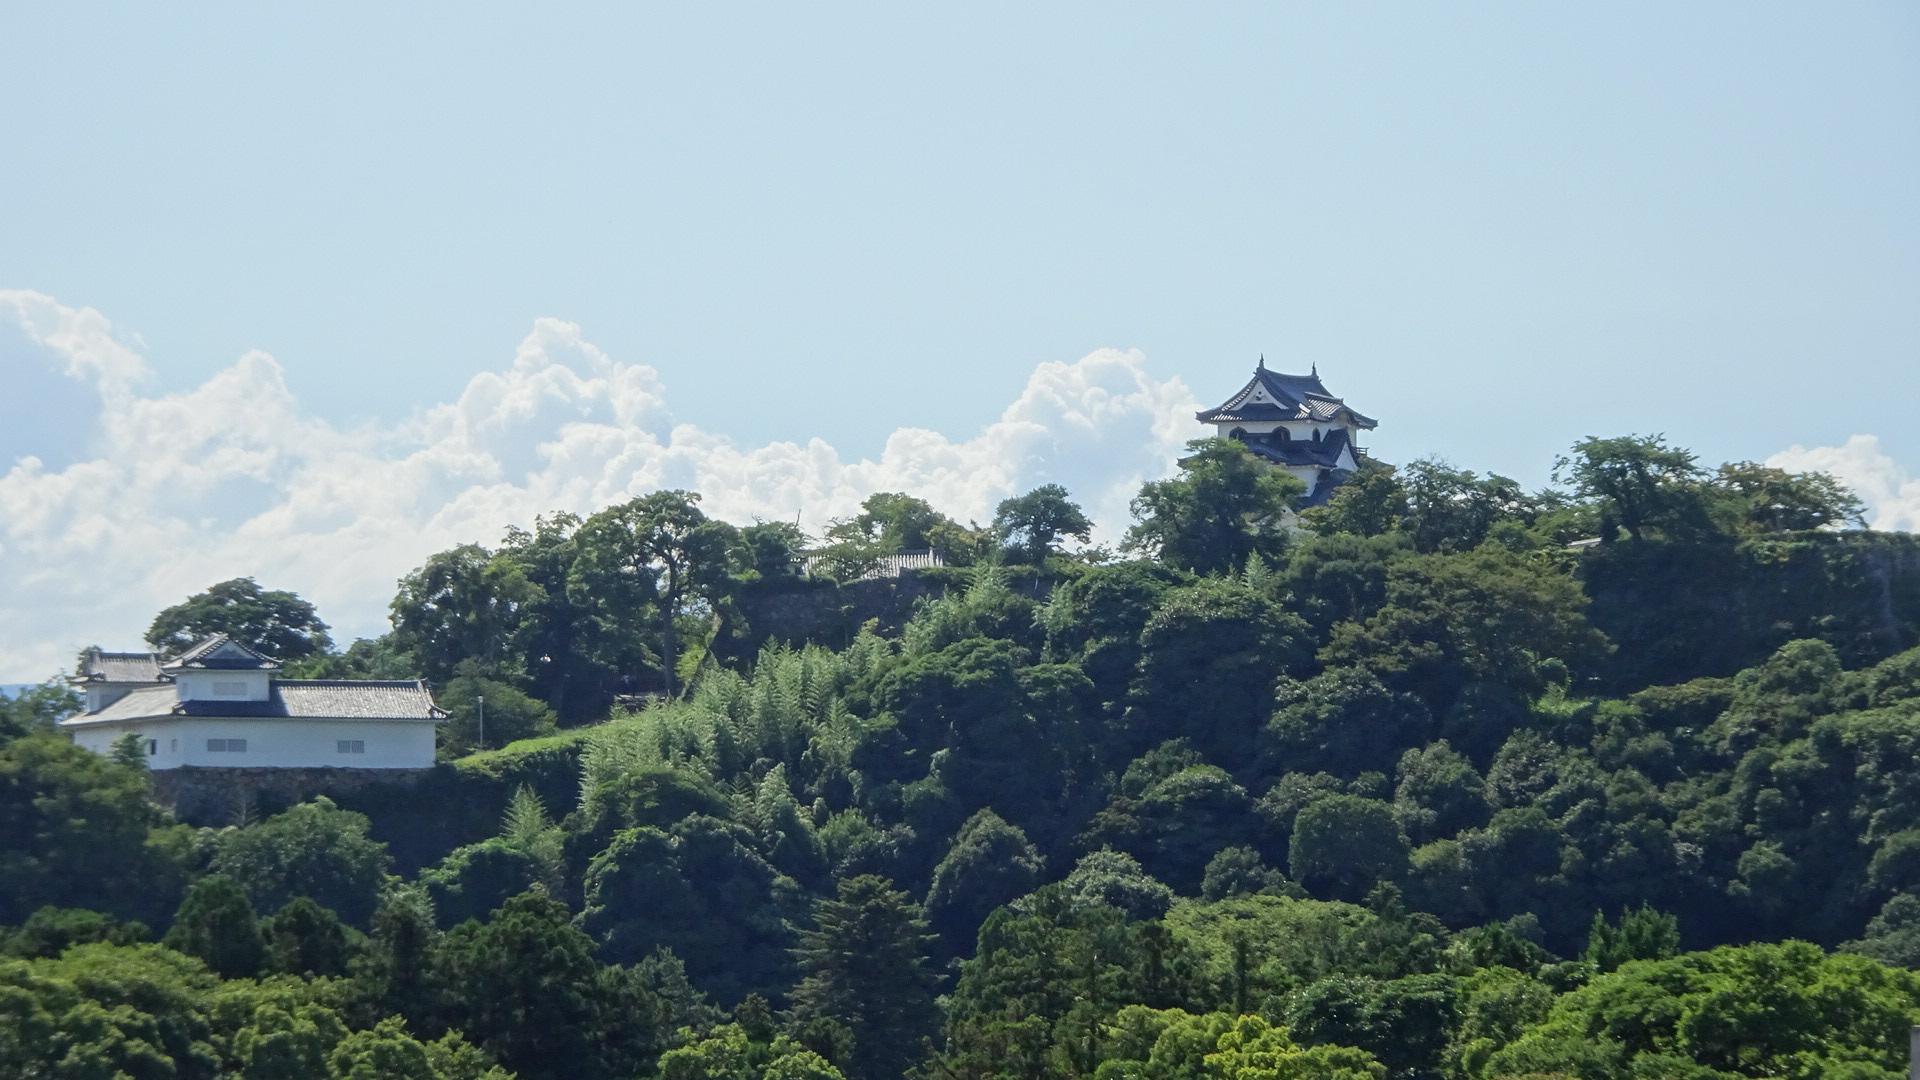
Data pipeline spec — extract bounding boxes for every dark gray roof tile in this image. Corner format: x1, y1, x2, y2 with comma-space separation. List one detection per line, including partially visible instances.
62, 680, 444, 726
1197, 364, 1376, 428
79, 652, 165, 683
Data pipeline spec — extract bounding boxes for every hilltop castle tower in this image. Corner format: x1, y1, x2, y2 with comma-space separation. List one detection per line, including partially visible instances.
1196, 359, 1377, 505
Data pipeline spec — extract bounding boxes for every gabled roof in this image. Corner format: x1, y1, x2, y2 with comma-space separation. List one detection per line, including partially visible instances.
162, 634, 282, 672
61, 680, 446, 727
1198, 361, 1376, 429
76, 650, 166, 684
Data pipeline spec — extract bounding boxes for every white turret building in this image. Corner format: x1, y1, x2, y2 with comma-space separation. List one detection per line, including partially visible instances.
62, 634, 444, 769
1196, 359, 1377, 505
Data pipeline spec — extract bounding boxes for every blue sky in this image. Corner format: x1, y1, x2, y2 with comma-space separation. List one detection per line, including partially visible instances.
2, 3, 1917, 679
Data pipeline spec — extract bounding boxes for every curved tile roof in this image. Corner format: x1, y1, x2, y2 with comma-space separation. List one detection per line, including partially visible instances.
1198, 364, 1376, 428
77, 651, 166, 683
163, 633, 281, 671
62, 680, 445, 727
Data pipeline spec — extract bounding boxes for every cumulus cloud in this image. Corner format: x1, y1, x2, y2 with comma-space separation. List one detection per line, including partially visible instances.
0, 291, 1204, 681
1769, 435, 1920, 533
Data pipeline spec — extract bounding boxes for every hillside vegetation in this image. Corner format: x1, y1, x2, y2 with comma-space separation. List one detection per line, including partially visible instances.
7, 434, 1920, 1080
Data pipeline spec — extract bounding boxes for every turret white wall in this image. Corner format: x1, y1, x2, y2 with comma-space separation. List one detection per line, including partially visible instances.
67, 717, 437, 769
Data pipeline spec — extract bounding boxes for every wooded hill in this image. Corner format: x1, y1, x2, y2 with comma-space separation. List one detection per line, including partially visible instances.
6, 433, 1920, 1080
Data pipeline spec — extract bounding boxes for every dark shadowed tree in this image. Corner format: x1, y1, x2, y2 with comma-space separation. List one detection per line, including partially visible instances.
790, 875, 941, 1080
993, 484, 1093, 565
0, 734, 176, 925
265, 895, 356, 977
1125, 438, 1305, 575
1714, 461, 1866, 532
1289, 796, 1410, 903
438, 889, 661, 1080
164, 874, 267, 978
390, 543, 544, 683
210, 797, 393, 927
147, 577, 333, 659
1553, 433, 1707, 542
571, 491, 737, 698
925, 809, 1046, 956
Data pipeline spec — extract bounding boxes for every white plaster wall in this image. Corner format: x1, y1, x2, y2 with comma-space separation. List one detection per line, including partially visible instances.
176, 670, 271, 701
67, 717, 437, 769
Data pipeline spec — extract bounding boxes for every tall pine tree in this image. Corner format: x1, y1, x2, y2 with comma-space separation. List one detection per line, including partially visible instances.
790, 875, 941, 1080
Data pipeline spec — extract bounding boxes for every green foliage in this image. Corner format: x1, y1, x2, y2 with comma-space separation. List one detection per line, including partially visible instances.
265, 896, 357, 977
926, 809, 1046, 955
994, 483, 1094, 565
1486, 940, 1920, 1079
147, 576, 334, 658
1283, 972, 1456, 1080
1716, 460, 1867, 532
0, 678, 80, 739
1583, 904, 1681, 973
1324, 547, 1609, 714
392, 543, 545, 684
164, 873, 268, 978
439, 890, 659, 1080
1300, 458, 1407, 539
1129, 575, 1311, 764
658, 1022, 845, 1080
109, 728, 152, 770
1045, 848, 1177, 922
1554, 433, 1709, 541
581, 815, 803, 1003
1125, 438, 1306, 575
4, 905, 149, 958
210, 797, 394, 926
1397, 457, 1537, 554
1082, 761, 1258, 894
789, 875, 940, 1080
438, 676, 559, 755
0, 733, 177, 925
830, 491, 980, 562
1289, 797, 1409, 902
1265, 668, 1433, 781
1199, 846, 1288, 902
1844, 893, 1920, 970
1090, 1009, 1385, 1080
736, 520, 809, 580
23, 446, 1920, 1080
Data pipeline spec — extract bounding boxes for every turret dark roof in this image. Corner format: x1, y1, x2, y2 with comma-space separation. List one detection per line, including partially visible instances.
1198, 363, 1376, 428
62, 680, 446, 727
161, 634, 282, 672
75, 650, 166, 684
1239, 426, 1357, 470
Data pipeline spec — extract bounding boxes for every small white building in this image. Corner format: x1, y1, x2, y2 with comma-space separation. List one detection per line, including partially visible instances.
1197, 359, 1377, 505
62, 635, 445, 770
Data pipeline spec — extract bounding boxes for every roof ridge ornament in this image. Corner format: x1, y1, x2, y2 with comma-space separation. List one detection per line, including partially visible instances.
1257, 354, 1265, 371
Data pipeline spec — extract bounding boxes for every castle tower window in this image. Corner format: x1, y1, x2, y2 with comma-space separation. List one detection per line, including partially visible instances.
1228, 427, 1247, 441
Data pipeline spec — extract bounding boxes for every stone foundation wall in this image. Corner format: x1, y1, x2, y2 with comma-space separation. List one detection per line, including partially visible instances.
149, 765, 434, 826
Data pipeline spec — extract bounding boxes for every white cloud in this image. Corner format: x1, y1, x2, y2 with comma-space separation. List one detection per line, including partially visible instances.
1768, 435, 1920, 533
0, 291, 1204, 681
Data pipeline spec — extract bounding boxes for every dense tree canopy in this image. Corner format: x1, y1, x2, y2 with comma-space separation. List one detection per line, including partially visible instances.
11, 428, 1918, 1080
147, 576, 335, 658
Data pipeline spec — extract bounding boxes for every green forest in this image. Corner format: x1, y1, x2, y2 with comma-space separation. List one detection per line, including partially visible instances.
9, 433, 1920, 1080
